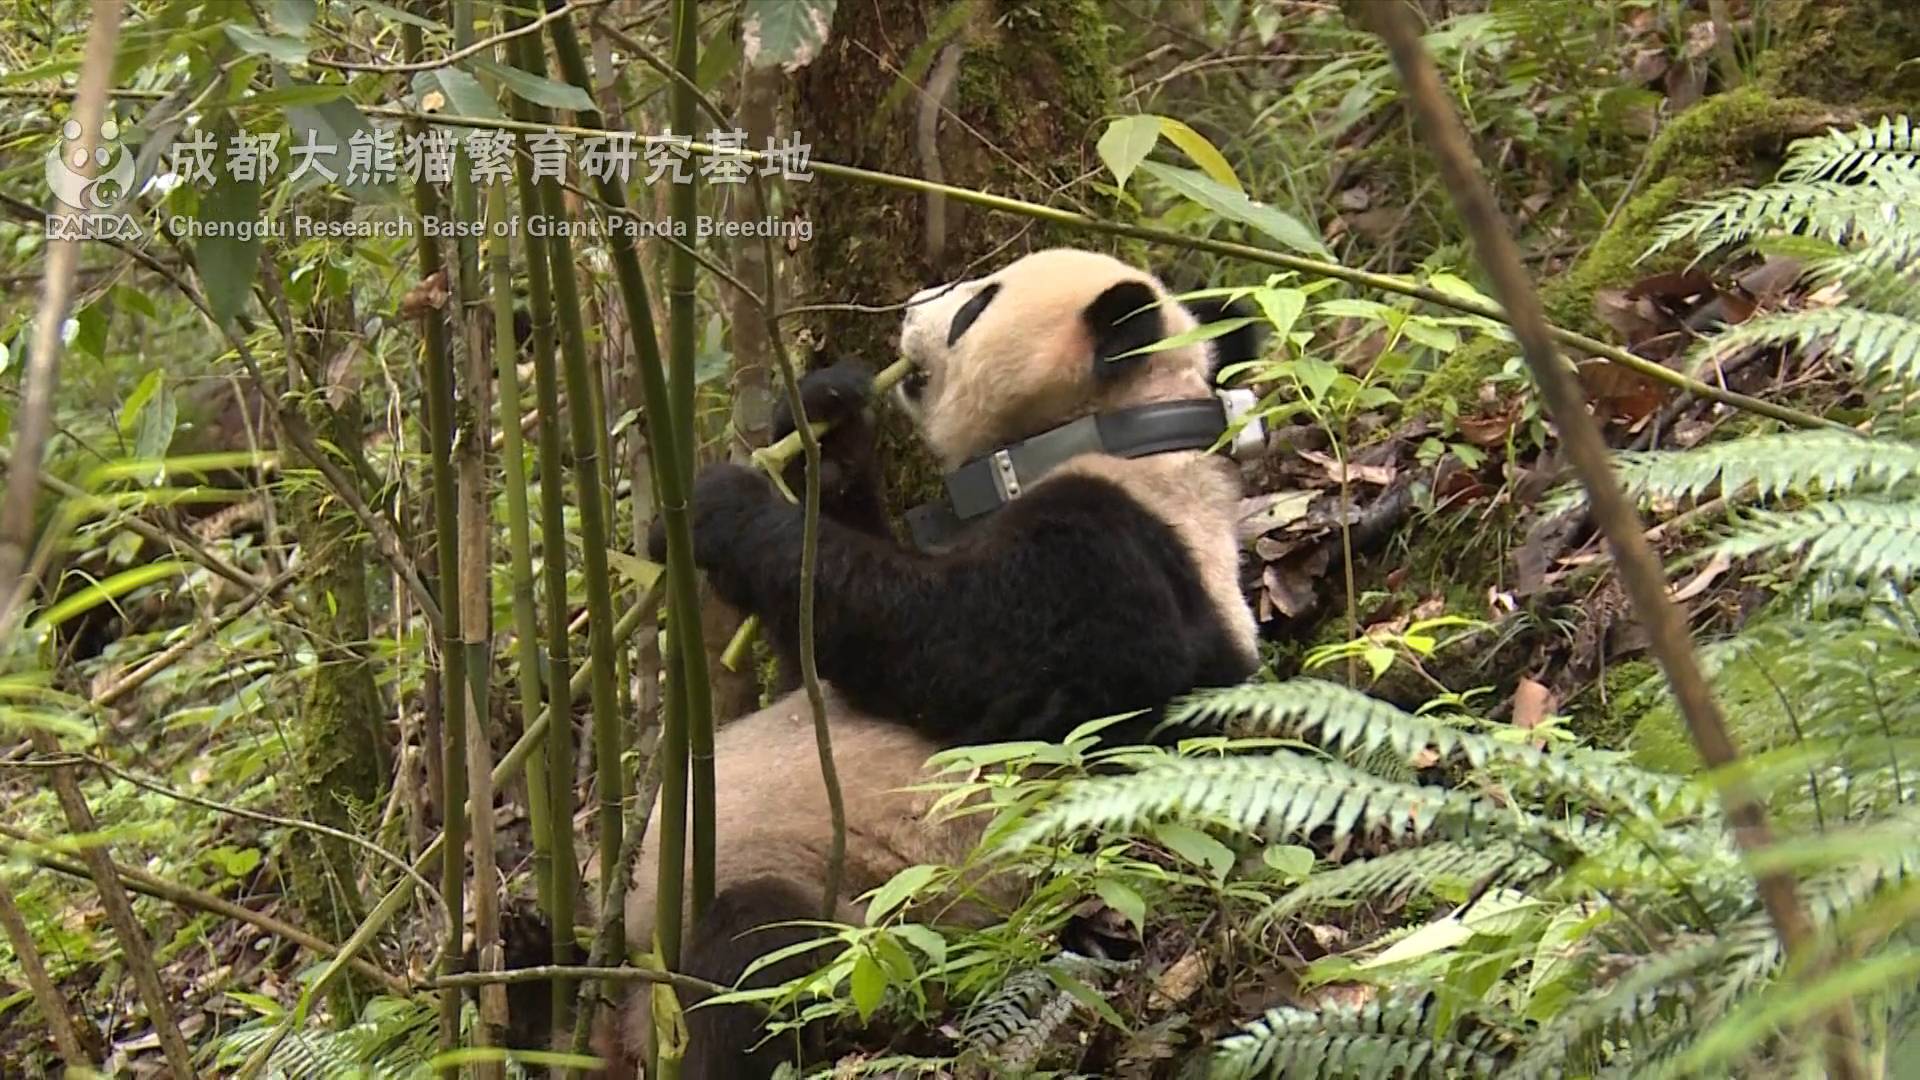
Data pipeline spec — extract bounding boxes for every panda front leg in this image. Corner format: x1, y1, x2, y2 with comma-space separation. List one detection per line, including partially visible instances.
767, 360, 889, 539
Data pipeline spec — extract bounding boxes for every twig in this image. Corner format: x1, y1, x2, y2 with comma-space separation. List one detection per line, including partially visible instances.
0, 875, 93, 1067
0, 0, 124, 647
10, 753, 442, 918
1354, 7, 1864, 1079
308, 0, 608, 73
0, 823, 409, 996
425, 963, 725, 999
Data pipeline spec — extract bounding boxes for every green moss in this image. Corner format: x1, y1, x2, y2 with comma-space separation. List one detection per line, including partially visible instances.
1406, 336, 1512, 418
1543, 87, 1842, 337
1759, 0, 1920, 112
1569, 659, 1661, 754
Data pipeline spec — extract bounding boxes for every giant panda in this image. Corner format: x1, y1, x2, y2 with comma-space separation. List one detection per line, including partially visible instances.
618, 247, 1266, 1078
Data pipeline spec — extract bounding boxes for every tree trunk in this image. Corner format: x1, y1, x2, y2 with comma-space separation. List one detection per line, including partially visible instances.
279, 312, 390, 1015
791, 0, 1118, 511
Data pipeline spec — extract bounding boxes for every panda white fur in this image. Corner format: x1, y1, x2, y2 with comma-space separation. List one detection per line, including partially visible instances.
619, 248, 1265, 1078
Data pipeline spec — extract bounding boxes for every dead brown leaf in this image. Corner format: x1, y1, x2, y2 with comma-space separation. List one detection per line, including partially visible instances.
1668, 551, 1732, 602
1513, 677, 1555, 732
1300, 448, 1395, 487
1148, 951, 1208, 1009
400, 269, 450, 319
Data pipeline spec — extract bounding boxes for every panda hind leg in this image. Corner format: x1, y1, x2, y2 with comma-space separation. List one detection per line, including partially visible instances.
679, 874, 828, 1080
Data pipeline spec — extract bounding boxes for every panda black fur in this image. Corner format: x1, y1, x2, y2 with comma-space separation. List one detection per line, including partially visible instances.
619, 248, 1265, 1078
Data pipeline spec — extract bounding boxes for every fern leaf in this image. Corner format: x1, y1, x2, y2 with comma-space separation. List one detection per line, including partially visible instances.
1645, 181, 1895, 257
1712, 499, 1920, 582
1612, 431, 1920, 503
1780, 116, 1920, 183
1691, 307, 1920, 387
1173, 680, 1703, 815
1008, 752, 1493, 848
1263, 838, 1553, 921
1211, 994, 1506, 1078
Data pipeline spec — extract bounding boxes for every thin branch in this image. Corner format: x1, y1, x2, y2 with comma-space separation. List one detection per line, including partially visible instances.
0, 874, 93, 1067
1354, 6, 1864, 1079
0, 0, 125, 647
425, 963, 725, 1000
306, 0, 608, 72
0, 823, 409, 996
8, 754, 442, 914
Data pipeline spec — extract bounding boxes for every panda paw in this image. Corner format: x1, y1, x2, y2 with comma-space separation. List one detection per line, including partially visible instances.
646, 464, 775, 571
771, 361, 875, 442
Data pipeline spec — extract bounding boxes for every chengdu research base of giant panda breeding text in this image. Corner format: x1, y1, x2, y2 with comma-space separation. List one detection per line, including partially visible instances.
573, 248, 1275, 1079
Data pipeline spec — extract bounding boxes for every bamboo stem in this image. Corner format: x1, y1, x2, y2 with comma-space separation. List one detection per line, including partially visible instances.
505, 14, 582, 1033
451, 3, 505, 1068
1357, 7, 1863, 1079
536, 10, 630, 949
401, 17, 469, 1071
665, 0, 718, 923
544, 1, 715, 981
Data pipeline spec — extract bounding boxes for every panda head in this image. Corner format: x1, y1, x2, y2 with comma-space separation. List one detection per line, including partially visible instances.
895, 248, 1242, 470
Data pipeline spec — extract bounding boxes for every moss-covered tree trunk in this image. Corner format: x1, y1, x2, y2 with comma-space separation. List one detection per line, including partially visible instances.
278, 308, 390, 1013
791, 0, 1117, 509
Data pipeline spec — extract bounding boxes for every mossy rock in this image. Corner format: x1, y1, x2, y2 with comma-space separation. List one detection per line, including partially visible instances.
1544, 86, 1845, 337
1759, 0, 1920, 113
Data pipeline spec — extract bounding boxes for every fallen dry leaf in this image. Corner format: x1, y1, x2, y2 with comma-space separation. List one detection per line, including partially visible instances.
1513, 677, 1555, 732
1668, 550, 1732, 602
1300, 449, 1396, 487
1149, 951, 1208, 1009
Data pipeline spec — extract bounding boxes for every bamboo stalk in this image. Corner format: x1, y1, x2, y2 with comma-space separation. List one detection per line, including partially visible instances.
665, 0, 718, 922
545, 1, 715, 979
504, 17, 581, 1034
401, 17, 470, 1071
486, 118, 554, 933
1356, 6, 1863, 1079
522, 18, 628, 1012
0, 874, 92, 1067
451, 4, 504, 1069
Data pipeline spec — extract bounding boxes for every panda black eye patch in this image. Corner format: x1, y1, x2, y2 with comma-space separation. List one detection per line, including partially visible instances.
946, 283, 1001, 346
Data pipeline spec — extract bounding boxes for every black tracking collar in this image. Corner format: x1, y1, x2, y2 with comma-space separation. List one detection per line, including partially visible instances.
904, 398, 1229, 550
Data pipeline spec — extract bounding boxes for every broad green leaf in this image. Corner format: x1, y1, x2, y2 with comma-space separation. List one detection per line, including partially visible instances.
1424, 271, 1496, 308
864, 864, 940, 924
1262, 843, 1315, 881
414, 67, 503, 121
890, 924, 946, 967
199, 129, 263, 327
70, 301, 107, 359
132, 378, 178, 461
1093, 879, 1146, 933
1359, 891, 1542, 969
287, 99, 393, 201
1157, 116, 1240, 191
1138, 160, 1329, 258
33, 562, 192, 630
1152, 822, 1234, 881
1096, 115, 1161, 190
116, 368, 159, 433
1402, 318, 1459, 353
740, 0, 839, 72
223, 24, 310, 65
266, 0, 317, 35
469, 56, 594, 113
848, 952, 886, 1023
1252, 287, 1307, 342
1042, 966, 1129, 1032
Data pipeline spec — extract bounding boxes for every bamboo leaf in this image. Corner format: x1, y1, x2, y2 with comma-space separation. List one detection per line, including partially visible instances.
223, 24, 310, 64
740, 0, 839, 72
1157, 116, 1241, 191
33, 562, 192, 630
198, 128, 263, 327
468, 56, 594, 113
1097, 115, 1161, 190
1138, 160, 1330, 258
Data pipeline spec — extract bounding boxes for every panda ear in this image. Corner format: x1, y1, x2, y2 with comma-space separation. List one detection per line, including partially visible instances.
1084, 280, 1165, 378
1186, 296, 1268, 383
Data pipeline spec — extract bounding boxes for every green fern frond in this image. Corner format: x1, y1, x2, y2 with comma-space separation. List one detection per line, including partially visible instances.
1804, 231, 1920, 316
1612, 431, 1920, 503
1211, 994, 1507, 1078
1780, 115, 1920, 183
1711, 499, 1920, 582
1645, 182, 1900, 258
1263, 838, 1553, 921
1173, 680, 1702, 815
1008, 752, 1493, 848
1691, 307, 1920, 387
1506, 932, 1735, 1079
